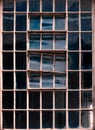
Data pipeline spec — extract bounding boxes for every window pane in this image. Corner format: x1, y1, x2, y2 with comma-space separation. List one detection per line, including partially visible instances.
42, 0, 53, 12
29, 111, 40, 128
42, 16, 53, 30
55, 111, 66, 128
81, 0, 92, 11
55, 0, 66, 12
29, 92, 40, 109
16, 0, 27, 12
29, 0, 40, 12
42, 34, 53, 49
3, 33, 13, 50
30, 15, 40, 30
16, 72, 26, 89
55, 91, 66, 108
3, 14, 14, 31
55, 34, 66, 49
16, 14, 26, 31
42, 92, 53, 109
68, 0, 79, 11
81, 72, 92, 89
3, 0, 14, 11
68, 14, 79, 31
68, 32, 79, 50
29, 34, 40, 49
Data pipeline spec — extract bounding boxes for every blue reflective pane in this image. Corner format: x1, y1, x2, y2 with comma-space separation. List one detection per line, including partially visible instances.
42, 0, 53, 12
55, 0, 66, 12
16, 0, 27, 12
42, 16, 53, 30
29, 0, 40, 12
68, 0, 79, 11
30, 16, 40, 30
81, 0, 92, 11
3, 0, 14, 11
55, 74, 66, 88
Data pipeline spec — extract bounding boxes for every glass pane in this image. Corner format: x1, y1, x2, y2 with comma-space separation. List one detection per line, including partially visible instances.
69, 111, 79, 128
55, 15, 66, 30
16, 0, 27, 12
16, 14, 26, 31
42, 54, 53, 71
55, 111, 66, 128
55, 0, 66, 12
16, 33, 26, 50
3, 111, 13, 128
16, 52, 26, 70
81, 32, 92, 50
29, 92, 40, 109
55, 91, 66, 108
42, 111, 53, 128
68, 91, 79, 108
68, 52, 79, 70
42, 92, 53, 109
30, 54, 40, 70
42, 0, 53, 12
29, 72, 40, 88
55, 73, 66, 88
29, 111, 40, 128
81, 0, 92, 11
3, 91, 13, 109
68, 32, 79, 50
29, 34, 40, 49
55, 54, 66, 72
3, 52, 13, 70
81, 72, 92, 89
68, 14, 79, 31
3, 33, 13, 50
68, 72, 79, 89
3, 72, 14, 89
3, 14, 14, 31
42, 34, 53, 49
29, 0, 40, 12
81, 13, 92, 31
16, 111, 26, 129
81, 52, 92, 70
16, 72, 26, 89
3, 0, 14, 11
42, 73, 53, 88
68, 0, 79, 11
16, 92, 26, 109
30, 15, 40, 30
81, 91, 92, 108
55, 34, 66, 49
42, 16, 53, 30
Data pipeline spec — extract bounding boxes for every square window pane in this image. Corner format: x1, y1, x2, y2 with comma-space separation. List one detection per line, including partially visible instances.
55, 0, 66, 12
42, 16, 53, 30
29, 0, 40, 12
3, 0, 14, 11
42, 0, 53, 12
81, 0, 92, 11
30, 15, 40, 30
68, 0, 79, 11
16, 0, 27, 12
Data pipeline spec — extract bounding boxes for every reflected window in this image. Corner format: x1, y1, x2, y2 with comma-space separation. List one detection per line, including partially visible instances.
55, 0, 66, 12
16, 0, 27, 12
42, 16, 53, 30
68, 0, 79, 11
30, 15, 40, 30
42, 0, 53, 12
81, 0, 92, 11
3, 0, 14, 11
29, 0, 40, 12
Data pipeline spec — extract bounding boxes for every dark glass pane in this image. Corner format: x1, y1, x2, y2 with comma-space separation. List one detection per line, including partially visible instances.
16, 14, 26, 31
81, 0, 92, 11
68, 72, 79, 89
16, 33, 26, 50
16, 111, 26, 129
29, 0, 40, 12
42, 0, 53, 12
29, 92, 40, 109
68, 0, 79, 11
68, 32, 79, 50
16, 92, 26, 109
68, 91, 79, 108
29, 111, 40, 128
3, 111, 13, 128
30, 15, 40, 30
42, 92, 53, 109
3, 33, 13, 50
55, 111, 66, 128
3, 72, 14, 89
81, 72, 92, 89
16, 72, 26, 89
55, 91, 66, 108
55, 0, 66, 12
42, 111, 53, 128
42, 16, 53, 30
3, 14, 14, 31
16, 52, 26, 70
81, 32, 92, 50
81, 91, 92, 108
29, 34, 40, 49
81, 13, 92, 31
3, 0, 14, 11
69, 111, 79, 128
68, 13, 79, 31
16, 0, 27, 12
81, 52, 92, 70
3, 52, 13, 70
3, 91, 14, 109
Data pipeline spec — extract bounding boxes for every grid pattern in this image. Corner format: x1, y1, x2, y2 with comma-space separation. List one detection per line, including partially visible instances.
1, 0, 93, 129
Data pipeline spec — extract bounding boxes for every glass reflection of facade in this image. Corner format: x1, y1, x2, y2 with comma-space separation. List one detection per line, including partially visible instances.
1, 0, 93, 129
